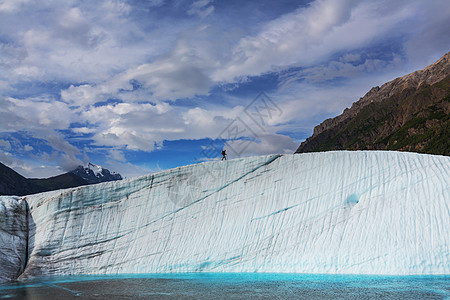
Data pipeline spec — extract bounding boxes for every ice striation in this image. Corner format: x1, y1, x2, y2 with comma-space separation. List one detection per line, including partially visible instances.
0, 151, 449, 282
0, 197, 29, 282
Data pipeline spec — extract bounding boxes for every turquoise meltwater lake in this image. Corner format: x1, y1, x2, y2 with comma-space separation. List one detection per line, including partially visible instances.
0, 274, 449, 299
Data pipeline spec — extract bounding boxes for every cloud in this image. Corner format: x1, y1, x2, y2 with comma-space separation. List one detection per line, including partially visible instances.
78, 102, 238, 151
108, 148, 126, 162
5, 0, 444, 103
72, 127, 97, 134
0, 96, 74, 133
0, 0, 170, 86
212, 0, 426, 82
80, 102, 175, 150
121, 55, 213, 101
0, 150, 62, 178
0, 0, 30, 13
60, 32, 220, 105
102, 0, 132, 17
55, 7, 99, 47
0, 95, 86, 171
23, 144, 33, 151
103, 159, 153, 179
45, 134, 85, 171
283, 55, 404, 84
0, 139, 11, 151
142, 0, 165, 8
75, 96, 299, 156
403, 1, 450, 66
226, 133, 298, 157
188, 0, 214, 18
61, 84, 107, 106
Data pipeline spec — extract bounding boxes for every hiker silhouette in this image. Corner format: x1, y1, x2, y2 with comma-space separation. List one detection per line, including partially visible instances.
221, 150, 227, 160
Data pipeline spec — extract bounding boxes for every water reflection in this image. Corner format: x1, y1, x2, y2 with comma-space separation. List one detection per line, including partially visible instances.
0, 274, 449, 299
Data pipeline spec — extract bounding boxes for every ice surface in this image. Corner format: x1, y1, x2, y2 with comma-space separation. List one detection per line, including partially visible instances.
1, 151, 449, 281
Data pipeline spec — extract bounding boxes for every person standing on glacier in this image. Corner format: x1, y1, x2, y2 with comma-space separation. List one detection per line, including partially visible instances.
221, 149, 227, 160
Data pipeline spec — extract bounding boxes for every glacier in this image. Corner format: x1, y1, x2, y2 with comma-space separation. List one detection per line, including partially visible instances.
0, 197, 28, 282
0, 151, 449, 282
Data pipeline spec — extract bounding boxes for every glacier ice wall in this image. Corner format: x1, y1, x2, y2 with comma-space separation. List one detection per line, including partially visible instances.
1, 151, 449, 281
0, 197, 28, 282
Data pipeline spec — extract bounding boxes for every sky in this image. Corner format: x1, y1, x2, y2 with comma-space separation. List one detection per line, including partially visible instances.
0, 0, 449, 178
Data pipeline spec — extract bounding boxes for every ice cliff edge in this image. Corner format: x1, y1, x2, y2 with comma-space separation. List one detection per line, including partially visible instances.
1, 151, 449, 282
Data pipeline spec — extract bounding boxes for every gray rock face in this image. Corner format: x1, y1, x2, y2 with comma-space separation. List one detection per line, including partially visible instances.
306, 51, 450, 139
70, 163, 123, 184
0, 197, 29, 282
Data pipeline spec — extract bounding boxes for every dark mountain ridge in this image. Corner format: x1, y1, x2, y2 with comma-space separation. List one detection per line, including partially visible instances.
296, 52, 450, 155
0, 162, 45, 196
29, 173, 89, 192
0, 162, 122, 196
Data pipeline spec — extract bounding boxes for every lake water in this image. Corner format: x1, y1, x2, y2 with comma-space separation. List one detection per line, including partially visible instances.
0, 274, 449, 299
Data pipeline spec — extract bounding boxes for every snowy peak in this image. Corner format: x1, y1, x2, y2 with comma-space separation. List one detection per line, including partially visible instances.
71, 163, 122, 184
87, 162, 104, 176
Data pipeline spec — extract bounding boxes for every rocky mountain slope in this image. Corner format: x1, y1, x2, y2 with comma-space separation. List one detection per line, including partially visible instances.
1, 152, 449, 282
71, 162, 123, 184
0, 163, 122, 196
0, 162, 45, 196
296, 52, 450, 155
29, 173, 89, 192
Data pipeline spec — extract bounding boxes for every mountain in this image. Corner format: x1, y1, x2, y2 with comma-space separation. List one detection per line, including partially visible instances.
0, 162, 121, 196
1, 152, 449, 282
0, 162, 45, 196
296, 52, 450, 155
70, 162, 123, 184
29, 173, 89, 191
